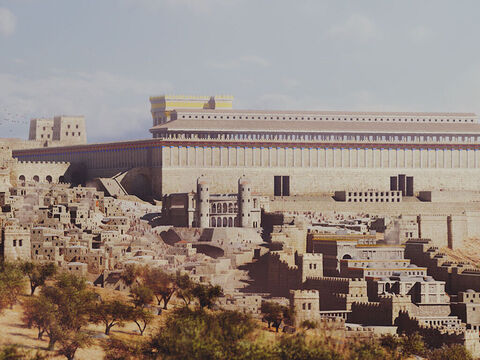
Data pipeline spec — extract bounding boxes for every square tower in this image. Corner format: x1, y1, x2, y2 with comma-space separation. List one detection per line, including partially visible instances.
29, 118, 54, 142
52, 116, 87, 145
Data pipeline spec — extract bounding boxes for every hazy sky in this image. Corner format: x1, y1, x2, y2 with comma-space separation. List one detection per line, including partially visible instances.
1, 0, 480, 143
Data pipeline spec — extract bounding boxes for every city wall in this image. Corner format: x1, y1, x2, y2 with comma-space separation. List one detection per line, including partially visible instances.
405, 240, 480, 294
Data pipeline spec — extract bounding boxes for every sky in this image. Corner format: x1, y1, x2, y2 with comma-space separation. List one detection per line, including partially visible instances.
1, 0, 480, 143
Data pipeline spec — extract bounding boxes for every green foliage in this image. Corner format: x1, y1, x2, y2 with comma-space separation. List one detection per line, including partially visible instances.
191, 283, 223, 309
175, 272, 195, 306
260, 301, 293, 332
300, 320, 317, 330
0, 262, 26, 311
131, 307, 154, 336
102, 337, 146, 360
348, 340, 393, 360
92, 299, 134, 335
400, 332, 426, 356
0, 345, 24, 360
379, 333, 425, 359
275, 334, 343, 360
120, 264, 140, 287
428, 344, 473, 360
20, 261, 56, 295
141, 268, 177, 309
56, 331, 93, 360
148, 307, 259, 360
22, 295, 56, 340
0, 345, 47, 360
22, 272, 97, 357
130, 284, 154, 308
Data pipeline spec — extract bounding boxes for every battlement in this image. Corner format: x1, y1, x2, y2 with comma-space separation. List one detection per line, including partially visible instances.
18, 161, 69, 165
290, 289, 319, 297
303, 253, 323, 259
306, 276, 363, 283
268, 251, 298, 271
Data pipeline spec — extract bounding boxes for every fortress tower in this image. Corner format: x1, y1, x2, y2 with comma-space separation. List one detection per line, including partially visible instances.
238, 175, 252, 228
197, 176, 210, 228
290, 290, 320, 326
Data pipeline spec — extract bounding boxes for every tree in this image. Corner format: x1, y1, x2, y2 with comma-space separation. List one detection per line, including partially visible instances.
175, 273, 195, 306
92, 299, 134, 335
56, 331, 93, 360
22, 296, 57, 340
275, 334, 343, 360
131, 307, 154, 336
0, 262, 26, 310
148, 308, 264, 360
120, 264, 140, 287
21, 262, 56, 296
130, 284, 154, 308
142, 268, 177, 310
102, 337, 147, 360
260, 301, 293, 332
22, 273, 97, 351
429, 344, 473, 360
191, 283, 223, 309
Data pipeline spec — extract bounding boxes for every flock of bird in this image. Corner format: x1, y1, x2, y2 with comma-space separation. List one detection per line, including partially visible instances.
0, 107, 30, 134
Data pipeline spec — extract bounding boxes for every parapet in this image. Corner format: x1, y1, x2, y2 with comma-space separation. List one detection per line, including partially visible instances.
290, 289, 319, 297
17, 161, 69, 165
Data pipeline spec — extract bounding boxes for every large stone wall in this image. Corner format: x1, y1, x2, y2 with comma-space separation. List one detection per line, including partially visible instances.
160, 167, 480, 196
13, 140, 480, 198
11, 161, 70, 185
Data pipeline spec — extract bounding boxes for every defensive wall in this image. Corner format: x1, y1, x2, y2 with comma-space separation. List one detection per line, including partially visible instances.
405, 239, 480, 294
396, 311, 480, 357
12, 161, 70, 185
12, 139, 480, 199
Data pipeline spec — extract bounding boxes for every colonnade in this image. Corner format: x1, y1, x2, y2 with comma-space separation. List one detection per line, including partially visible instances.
164, 145, 480, 169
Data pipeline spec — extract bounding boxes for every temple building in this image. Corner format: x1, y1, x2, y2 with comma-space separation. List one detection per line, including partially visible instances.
12, 95, 480, 199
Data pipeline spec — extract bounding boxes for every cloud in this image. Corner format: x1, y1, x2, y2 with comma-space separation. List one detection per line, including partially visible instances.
120, 0, 237, 14
328, 14, 378, 42
0, 71, 172, 142
0, 7, 16, 37
409, 25, 433, 44
209, 55, 270, 69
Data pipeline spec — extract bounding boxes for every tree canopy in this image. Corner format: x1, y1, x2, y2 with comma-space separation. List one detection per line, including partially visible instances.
20, 261, 56, 296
